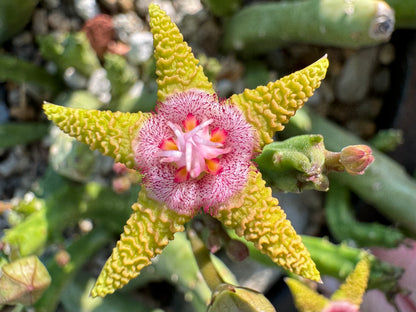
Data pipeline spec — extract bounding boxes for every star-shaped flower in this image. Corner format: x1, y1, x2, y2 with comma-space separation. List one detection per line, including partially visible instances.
286, 257, 371, 312
43, 4, 329, 297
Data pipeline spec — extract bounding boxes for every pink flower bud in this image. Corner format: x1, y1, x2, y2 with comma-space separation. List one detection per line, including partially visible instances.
322, 301, 360, 312
340, 145, 374, 175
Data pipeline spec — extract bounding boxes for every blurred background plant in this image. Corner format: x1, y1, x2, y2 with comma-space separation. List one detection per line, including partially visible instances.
1, 0, 416, 311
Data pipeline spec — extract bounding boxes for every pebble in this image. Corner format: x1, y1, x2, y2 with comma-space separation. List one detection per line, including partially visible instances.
88, 68, 112, 103
0, 147, 30, 178
32, 9, 49, 36
48, 10, 73, 32
99, 0, 118, 12
136, 0, 176, 21
74, 0, 100, 20
43, 0, 60, 9
64, 67, 88, 90
0, 88, 9, 124
127, 32, 153, 65
0, 102, 9, 124
112, 12, 145, 43
11, 32, 34, 59
179, 11, 220, 55
173, 0, 203, 20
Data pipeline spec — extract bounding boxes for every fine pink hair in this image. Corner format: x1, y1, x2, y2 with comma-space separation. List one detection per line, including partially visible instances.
134, 89, 258, 215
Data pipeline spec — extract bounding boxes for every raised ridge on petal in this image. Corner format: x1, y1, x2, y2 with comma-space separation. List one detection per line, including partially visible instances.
285, 277, 329, 312
43, 103, 151, 168
149, 4, 214, 101
229, 56, 328, 149
331, 256, 370, 306
214, 167, 320, 281
90, 188, 190, 297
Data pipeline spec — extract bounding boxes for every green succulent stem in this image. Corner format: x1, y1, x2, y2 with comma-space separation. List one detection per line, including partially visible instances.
325, 179, 404, 247
385, 0, 416, 28
223, 0, 394, 55
0, 122, 49, 149
227, 228, 403, 294
286, 110, 416, 235
202, 0, 243, 16
0, 0, 38, 44
188, 227, 225, 292
255, 135, 329, 192
301, 236, 403, 293
0, 54, 63, 94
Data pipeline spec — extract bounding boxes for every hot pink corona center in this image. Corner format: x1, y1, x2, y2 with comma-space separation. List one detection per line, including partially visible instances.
158, 114, 230, 182
134, 89, 257, 216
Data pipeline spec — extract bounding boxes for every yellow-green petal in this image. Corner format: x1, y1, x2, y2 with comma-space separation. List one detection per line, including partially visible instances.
43, 103, 151, 169
229, 56, 329, 149
285, 278, 329, 312
331, 256, 370, 306
149, 4, 214, 101
214, 167, 320, 281
90, 188, 190, 297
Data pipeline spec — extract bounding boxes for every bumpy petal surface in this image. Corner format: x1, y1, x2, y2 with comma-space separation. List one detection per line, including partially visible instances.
214, 167, 320, 281
149, 4, 214, 101
285, 277, 329, 312
43, 103, 151, 168
229, 56, 329, 149
91, 188, 190, 297
331, 256, 370, 306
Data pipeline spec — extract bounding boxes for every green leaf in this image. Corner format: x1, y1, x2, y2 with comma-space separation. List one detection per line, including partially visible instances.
0, 123, 49, 149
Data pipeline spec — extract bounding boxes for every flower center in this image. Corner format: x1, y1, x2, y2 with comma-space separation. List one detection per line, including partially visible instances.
158, 114, 230, 182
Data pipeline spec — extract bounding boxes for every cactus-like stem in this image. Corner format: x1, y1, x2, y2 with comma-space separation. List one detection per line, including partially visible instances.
287, 110, 416, 235
188, 228, 225, 292
325, 180, 404, 248
202, 0, 242, 16
255, 134, 329, 192
385, 0, 416, 28
223, 0, 394, 54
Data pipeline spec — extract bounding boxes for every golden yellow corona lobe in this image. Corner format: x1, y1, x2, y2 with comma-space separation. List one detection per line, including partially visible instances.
285, 257, 370, 312
331, 256, 370, 306
43, 103, 150, 168
215, 168, 320, 281
91, 189, 190, 297
285, 278, 329, 312
230, 57, 329, 148
149, 4, 214, 101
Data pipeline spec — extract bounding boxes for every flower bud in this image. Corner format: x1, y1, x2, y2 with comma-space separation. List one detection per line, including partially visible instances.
0, 256, 51, 305
208, 284, 276, 312
322, 300, 359, 312
340, 145, 374, 175
225, 239, 249, 262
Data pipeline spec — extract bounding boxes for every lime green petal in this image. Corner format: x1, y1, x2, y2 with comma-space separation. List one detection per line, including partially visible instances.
229, 56, 328, 149
90, 188, 190, 297
214, 167, 320, 281
331, 256, 370, 306
149, 4, 214, 101
43, 103, 151, 168
285, 278, 329, 312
